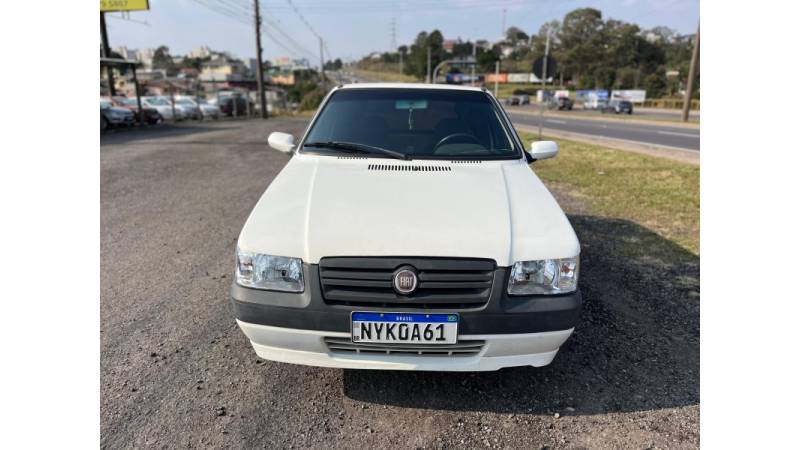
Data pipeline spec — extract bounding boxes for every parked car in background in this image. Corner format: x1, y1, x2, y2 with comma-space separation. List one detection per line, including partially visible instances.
110, 96, 162, 125
142, 96, 182, 121
582, 97, 605, 110
505, 94, 529, 106
556, 97, 574, 110
100, 99, 135, 131
217, 94, 250, 117
173, 97, 202, 120
600, 99, 633, 114
176, 95, 220, 119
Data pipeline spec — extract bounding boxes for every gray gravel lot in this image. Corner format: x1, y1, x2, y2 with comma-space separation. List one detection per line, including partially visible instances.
101, 119, 699, 449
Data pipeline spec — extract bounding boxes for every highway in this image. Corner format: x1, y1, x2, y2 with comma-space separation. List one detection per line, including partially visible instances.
506, 109, 700, 151
332, 72, 700, 151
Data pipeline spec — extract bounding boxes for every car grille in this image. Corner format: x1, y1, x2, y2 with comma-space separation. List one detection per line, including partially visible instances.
324, 337, 485, 357
318, 257, 495, 309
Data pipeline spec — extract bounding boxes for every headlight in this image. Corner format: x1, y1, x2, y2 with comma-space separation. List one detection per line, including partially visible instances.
507, 256, 579, 295
235, 249, 304, 292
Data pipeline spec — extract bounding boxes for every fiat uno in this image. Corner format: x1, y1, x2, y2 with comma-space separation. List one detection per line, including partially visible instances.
231, 83, 581, 371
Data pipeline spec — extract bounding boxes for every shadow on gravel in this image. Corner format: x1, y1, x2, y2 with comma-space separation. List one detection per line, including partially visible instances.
100, 122, 242, 146
342, 215, 699, 416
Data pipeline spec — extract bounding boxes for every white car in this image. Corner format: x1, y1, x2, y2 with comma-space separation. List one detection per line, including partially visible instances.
172, 97, 202, 120
142, 96, 184, 121
176, 95, 221, 119
232, 83, 581, 372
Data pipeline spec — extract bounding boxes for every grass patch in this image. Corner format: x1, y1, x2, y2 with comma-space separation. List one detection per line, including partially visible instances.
352, 69, 419, 83
518, 131, 700, 255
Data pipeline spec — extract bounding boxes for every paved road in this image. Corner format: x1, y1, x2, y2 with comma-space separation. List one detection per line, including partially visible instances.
101, 119, 699, 449
506, 109, 701, 151
528, 106, 700, 122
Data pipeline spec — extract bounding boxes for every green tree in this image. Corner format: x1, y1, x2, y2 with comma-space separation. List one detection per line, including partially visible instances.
643, 72, 667, 97
152, 46, 176, 75
505, 26, 529, 45
403, 30, 445, 79
557, 8, 605, 81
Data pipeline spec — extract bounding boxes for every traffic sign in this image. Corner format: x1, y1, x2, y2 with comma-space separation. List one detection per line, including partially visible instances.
532, 56, 557, 79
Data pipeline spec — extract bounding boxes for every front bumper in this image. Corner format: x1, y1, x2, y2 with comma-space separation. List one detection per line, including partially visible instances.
237, 320, 573, 371
232, 264, 581, 371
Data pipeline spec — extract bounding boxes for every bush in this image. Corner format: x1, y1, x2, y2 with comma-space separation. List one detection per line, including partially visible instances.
512, 89, 535, 95
299, 88, 325, 111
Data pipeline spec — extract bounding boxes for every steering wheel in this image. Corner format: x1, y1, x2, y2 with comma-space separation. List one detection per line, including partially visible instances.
433, 133, 482, 152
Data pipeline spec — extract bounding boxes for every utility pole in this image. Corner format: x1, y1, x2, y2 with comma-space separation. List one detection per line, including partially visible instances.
538, 29, 551, 140
319, 37, 326, 92
682, 22, 700, 122
100, 12, 116, 96
426, 46, 432, 83
501, 8, 506, 40
470, 42, 476, 86
494, 60, 499, 97
390, 18, 397, 51
253, 0, 268, 118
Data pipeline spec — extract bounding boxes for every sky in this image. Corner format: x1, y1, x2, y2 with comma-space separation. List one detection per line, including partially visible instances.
105, 0, 699, 63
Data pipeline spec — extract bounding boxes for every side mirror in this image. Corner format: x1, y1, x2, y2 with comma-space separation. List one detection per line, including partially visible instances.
268, 132, 296, 153
529, 140, 558, 161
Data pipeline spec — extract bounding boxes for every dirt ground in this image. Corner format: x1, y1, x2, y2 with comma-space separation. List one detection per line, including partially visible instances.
101, 119, 699, 449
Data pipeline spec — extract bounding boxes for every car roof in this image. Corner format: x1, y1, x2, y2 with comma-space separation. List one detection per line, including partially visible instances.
337, 82, 484, 92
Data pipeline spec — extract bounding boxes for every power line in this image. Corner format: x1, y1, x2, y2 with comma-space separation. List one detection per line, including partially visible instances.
258, 0, 533, 14
284, 0, 322, 40
191, 0, 316, 61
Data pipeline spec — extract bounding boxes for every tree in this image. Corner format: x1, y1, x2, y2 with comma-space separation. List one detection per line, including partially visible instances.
476, 47, 499, 72
152, 46, 177, 75
505, 26, 529, 45
557, 8, 604, 81
643, 72, 667, 98
403, 30, 445, 79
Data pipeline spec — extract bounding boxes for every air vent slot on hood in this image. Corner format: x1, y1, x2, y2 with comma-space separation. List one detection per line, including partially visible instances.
337, 156, 368, 159
450, 160, 482, 164
368, 164, 451, 172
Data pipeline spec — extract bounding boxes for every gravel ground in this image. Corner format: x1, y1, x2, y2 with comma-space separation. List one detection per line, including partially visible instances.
101, 119, 699, 449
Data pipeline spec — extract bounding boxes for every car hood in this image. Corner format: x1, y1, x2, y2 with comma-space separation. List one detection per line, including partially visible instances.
238, 155, 579, 266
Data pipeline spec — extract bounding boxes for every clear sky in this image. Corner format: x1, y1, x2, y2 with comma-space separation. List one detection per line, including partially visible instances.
105, 0, 699, 63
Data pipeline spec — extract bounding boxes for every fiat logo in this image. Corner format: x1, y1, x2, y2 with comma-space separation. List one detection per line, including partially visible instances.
393, 268, 418, 295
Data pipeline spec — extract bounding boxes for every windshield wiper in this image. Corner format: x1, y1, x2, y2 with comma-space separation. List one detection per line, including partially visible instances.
303, 141, 409, 160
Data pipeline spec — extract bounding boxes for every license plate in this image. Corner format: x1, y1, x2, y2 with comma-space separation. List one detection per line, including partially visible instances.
351, 312, 459, 344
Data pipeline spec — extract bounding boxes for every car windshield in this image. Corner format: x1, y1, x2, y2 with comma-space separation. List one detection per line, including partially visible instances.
100, 100, 112, 108
302, 88, 520, 160
146, 98, 169, 106
176, 99, 194, 105
120, 98, 137, 105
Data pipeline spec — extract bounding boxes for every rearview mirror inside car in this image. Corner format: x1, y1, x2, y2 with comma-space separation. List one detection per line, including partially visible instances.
268, 132, 296, 153
529, 140, 558, 160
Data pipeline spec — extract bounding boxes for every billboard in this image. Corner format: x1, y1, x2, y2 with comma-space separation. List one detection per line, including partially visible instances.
575, 89, 609, 103
611, 89, 647, 103
507, 73, 529, 83
485, 73, 508, 83
101, 0, 150, 12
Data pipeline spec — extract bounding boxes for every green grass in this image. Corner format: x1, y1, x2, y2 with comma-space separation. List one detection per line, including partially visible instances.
352, 69, 419, 83
519, 131, 700, 255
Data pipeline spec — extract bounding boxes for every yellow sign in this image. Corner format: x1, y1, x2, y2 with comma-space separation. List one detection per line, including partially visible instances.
100, 0, 150, 12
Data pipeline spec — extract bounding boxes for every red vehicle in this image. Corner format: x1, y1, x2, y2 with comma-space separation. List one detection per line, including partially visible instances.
109, 96, 163, 125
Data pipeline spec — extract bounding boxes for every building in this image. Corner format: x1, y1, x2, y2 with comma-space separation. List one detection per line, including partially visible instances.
137, 48, 156, 70
188, 45, 212, 59
198, 54, 251, 91
113, 46, 138, 61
